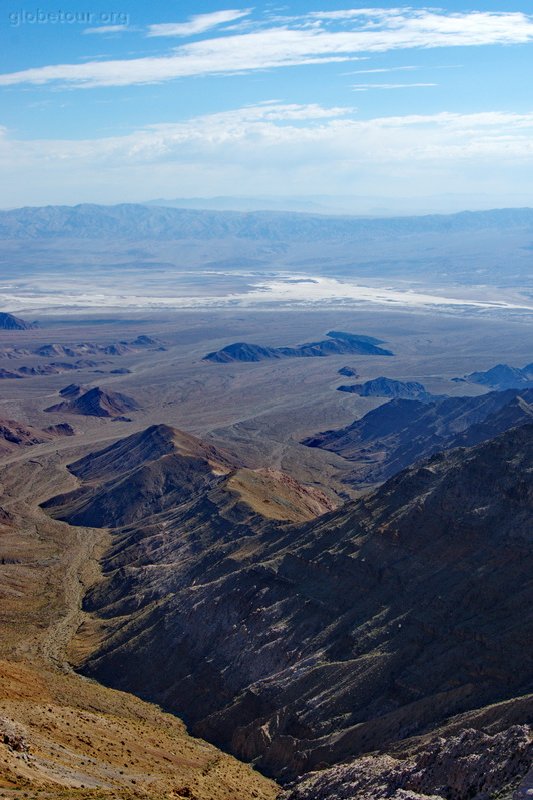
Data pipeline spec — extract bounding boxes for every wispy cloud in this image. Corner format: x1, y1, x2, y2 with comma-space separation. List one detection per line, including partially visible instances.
83, 25, 131, 35
147, 9, 252, 38
2, 104, 533, 172
347, 64, 462, 75
347, 65, 419, 74
352, 82, 437, 90
1, 8, 532, 88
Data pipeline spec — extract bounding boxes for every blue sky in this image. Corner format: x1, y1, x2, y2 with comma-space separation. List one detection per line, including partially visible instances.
1, 1, 532, 209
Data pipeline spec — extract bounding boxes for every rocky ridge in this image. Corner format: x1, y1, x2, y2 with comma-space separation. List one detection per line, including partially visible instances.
304, 387, 533, 486
282, 726, 532, 800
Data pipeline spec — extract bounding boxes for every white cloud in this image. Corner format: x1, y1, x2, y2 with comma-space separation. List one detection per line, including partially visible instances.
347, 65, 419, 74
0, 9, 532, 87
1, 104, 533, 207
83, 25, 130, 35
352, 82, 436, 90
147, 9, 252, 38
3, 105, 533, 165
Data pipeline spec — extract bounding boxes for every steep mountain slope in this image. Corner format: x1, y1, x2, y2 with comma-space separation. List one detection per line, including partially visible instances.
0, 659, 279, 800
44, 423, 533, 784
43, 425, 235, 527
304, 387, 533, 487
45, 386, 141, 418
204, 331, 393, 363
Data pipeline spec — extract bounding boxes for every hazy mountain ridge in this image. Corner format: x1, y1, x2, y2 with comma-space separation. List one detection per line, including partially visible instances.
459, 362, 533, 390
0, 312, 34, 330
1, 203, 532, 241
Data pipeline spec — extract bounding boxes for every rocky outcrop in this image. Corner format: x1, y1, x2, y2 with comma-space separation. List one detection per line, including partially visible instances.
338, 366, 359, 377
1, 718, 29, 753
0, 417, 74, 456
0, 361, 102, 379
59, 383, 83, 398
282, 726, 533, 800
35, 342, 134, 358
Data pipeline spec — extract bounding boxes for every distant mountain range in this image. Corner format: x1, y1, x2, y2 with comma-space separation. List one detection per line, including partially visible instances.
1, 203, 532, 241
144, 193, 533, 216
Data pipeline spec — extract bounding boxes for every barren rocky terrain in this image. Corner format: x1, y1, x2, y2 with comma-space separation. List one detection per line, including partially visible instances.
0, 307, 531, 800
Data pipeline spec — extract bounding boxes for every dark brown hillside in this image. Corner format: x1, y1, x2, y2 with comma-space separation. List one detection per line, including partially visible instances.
68, 423, 237, 481
43, 423, 334, 529
0, 417, 74, 456
43, 423, 533, 783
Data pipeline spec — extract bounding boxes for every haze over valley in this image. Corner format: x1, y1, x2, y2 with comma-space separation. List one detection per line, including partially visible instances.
1, 205, 532, 318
